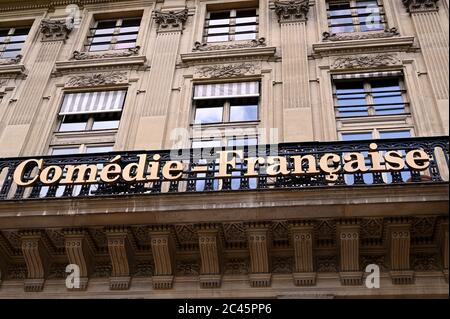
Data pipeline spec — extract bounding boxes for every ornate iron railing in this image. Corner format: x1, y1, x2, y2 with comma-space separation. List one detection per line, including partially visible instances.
0, 136, 448, 201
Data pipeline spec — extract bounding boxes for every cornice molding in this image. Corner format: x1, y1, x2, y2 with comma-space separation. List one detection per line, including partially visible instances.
193, 38, 267, 52
0, 0, 124, 12
153, 8, 189, 32
54, 55, 147, 74
71, 47, 140, 60
402, 0, 439, 13
0, 55, 22, 66
274, 0, 310, 23
181, 46, 277, 64
322, 28, 400, 42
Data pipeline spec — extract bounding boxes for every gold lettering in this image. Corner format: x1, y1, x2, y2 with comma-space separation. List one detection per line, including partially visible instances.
266, 156, 290, 176
100, 155, 122, 183
217, 150, 243, 178
405, 150, 430, 171
368, 143, 385, 172
319, 153, 341, 182
40, 165, 63, 185
61, 164, 98, 185
244, 157, 265, 177
291, 155, 319, 175
343, 152, 369, 173
162, 161, 184, 180
146, 154, 161, 181
123, 154, 147, 182
384, 151, 405, 171
13, 159, 43, 187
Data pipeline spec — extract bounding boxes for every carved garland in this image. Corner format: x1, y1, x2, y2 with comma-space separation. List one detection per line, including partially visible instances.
323, 28, 400, 41
332, 54, 400, 70
71, 47, 140, 60
195, 63, 258, 79
193, 38, 267, 52
65, 72, 128, 88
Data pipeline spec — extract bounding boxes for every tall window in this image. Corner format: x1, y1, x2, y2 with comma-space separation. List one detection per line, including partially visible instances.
333, 74, 409, 118
86, 18, 141, 52
327, 0, 385, 33
204, 8, 258, 43
58, 90, 127, 132
0, 26, 31, 59
193, 82, 260, 124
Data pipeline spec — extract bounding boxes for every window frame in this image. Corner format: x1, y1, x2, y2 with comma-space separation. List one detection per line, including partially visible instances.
0, 26, 31, 59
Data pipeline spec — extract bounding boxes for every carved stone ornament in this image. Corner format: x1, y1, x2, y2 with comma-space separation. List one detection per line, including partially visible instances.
71, 47, 140, 60
40, 19, 73, 42
154, 8, 189, 32
0, 55, 22, 65
274, 0, 310, 23
193, 38, 267, 51
332, 54, 400, 70
195, 63, 259, 79
65, 72, 128, 88
323, 28, 400, 41
403, 0, 439, 13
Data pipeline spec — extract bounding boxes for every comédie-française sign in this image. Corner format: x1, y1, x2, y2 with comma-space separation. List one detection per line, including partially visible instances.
12, 143, 431, 188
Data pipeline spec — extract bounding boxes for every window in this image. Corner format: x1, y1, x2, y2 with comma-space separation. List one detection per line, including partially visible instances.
193, 82, 260, 124
204, 8, 258, 43
0, 26, 31, 59
333, 75, 408, 118
58, 90, 126, 132
327, 0, 385, 34
86, 18, 141, 52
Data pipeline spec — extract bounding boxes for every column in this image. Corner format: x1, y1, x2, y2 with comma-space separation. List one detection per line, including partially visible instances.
291, 221, 316, 286
387, 218, 414, 284
149, 226, 175, 289
337, 220, 363, 285
0, 19, 72, 157
134, 8, 188, 150
274, 0, 314, 142
20, 230, 50, 292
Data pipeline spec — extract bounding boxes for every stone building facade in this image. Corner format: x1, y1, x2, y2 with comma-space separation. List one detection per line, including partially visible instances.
0, 0, 448, 298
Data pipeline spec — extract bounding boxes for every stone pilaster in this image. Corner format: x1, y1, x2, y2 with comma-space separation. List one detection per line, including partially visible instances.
387, 218, 414, 284
20, 230, 50, 292
105, 227, 135, 290
149, 227, 175, 289
403, 0, 449, 101
274, 1, 314, 142
63, 228, 94, 290
2, 19, 72, 157
198, 225, 222, 288
246, 223, 271, 287
337, 220, 363, 286
135, 8, 188, 150
291, 221, 316, 286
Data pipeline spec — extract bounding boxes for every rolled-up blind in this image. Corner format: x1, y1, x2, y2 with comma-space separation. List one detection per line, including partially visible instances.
193, 82, 259, 100
332, 71, 403, 80
59, 90, 127, 115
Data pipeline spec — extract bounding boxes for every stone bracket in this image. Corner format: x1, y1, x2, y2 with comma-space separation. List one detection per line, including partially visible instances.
337, 221, 360, 274
150, 228, 175, 289
249, 273, 272, 288
339, 271, 363, 286
20, 230, 50, 292
198, 226, 222, 288
247, 225, 271, 287
293, 272, 316, 286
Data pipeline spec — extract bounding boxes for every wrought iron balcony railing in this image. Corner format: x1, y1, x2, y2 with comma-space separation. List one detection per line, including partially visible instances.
0, 136, 448, 201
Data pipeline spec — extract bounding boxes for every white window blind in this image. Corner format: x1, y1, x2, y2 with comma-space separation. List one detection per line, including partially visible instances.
59, 90, 127, 115
193, 82, 259, 100
332, 71, 403, 80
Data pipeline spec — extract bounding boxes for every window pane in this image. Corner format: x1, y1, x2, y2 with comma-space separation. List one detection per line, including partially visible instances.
85, 145, 114, 153
230, 105, 258, 122
52, 147, 80, 155
89, 44, 110, 51
235, 33, 257, 41
115, 42, 136, 49
207, 35, 229, 42
208, 27, 230, 35
92, 112, 121, 130
341, 132, 373, 141
209, 11, 231, 26
59, 115, 89, 132
194, 107, 223, 124
379, 131, 411, 139
371, 79, 405, 115
335, 81, 368, 117
91, 35, 113, 44
116, 34, 137, 42
235, 25, 257, 33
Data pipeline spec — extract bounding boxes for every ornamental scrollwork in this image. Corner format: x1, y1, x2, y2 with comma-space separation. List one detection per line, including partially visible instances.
154, 8, 189, 32
332, 54, 400, 70
65, 72, 128, 88
71, 47, 140, 60
274, 0, 310, 23
193, 38, 266, 51
322, 28, 400, 41
195, 63, 258, 79
0, 55, 22, 65
40, 19, 73, 42
402, 0, 439, 13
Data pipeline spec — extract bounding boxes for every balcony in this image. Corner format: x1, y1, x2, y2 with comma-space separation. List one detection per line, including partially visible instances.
0, 136, 448, 202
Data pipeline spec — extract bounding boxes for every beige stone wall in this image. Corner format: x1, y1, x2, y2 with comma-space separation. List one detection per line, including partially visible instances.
0, 0, 447, 158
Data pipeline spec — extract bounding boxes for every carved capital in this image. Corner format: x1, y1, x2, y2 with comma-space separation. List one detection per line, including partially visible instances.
65, 71, 128, 88
198, 227, 222, 288
403, 0, 439, 13
149, 229, 175, 289
247, 226, 271, 287
332, 53, 400, 70
337, 221, 363, 285
274, 0, 310, 23
20, 230, 50, 292
387, 220, 414, 284
40, 19, 73, 42
291, 223, 316, 286
154, 8, 188, 32
195, 62, 259, 79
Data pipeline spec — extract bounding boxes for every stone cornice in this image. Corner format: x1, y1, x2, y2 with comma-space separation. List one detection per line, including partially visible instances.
403, 0, 439, 13
54, 55, 147, 74
322, 28, 400, 42
181, 47, 277, 64
274, 0, 310, 23
0, 0, 125, 12
153, 8, 189, 32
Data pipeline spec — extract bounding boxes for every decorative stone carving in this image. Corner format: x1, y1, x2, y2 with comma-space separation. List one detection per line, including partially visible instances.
291, 222, 316, 286
403, 0, 439, 13
247, 226, 271, 287
272, 257, 293, 273
222, 223, 247, 248
412, 253, 440, 271
7, 264, 27, 280
271, 221, 289, 242
322, 28, 399, 41
65, 72, 128, 88
224, 259, 249, 275
198, 226, 222, 288
134, 261, 154, 277
195, 63, 258, 79
193, 38, 266, 51
40, 19, 73, 42
387, 220, 414, 284
154, 8, 189, 32
316, 255, 338, 272
332, 54, 400, 70
274, 0, 310, 23
176, 260, 200, 276
0, 55, 22, 65
337, 220, 363, 286
149, 228, 175, 289
71, 47, 140, 60
175, 224, 198, 247
361, 255, 387, 272
360, 218, 384, 239
411, 217, 436, 240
